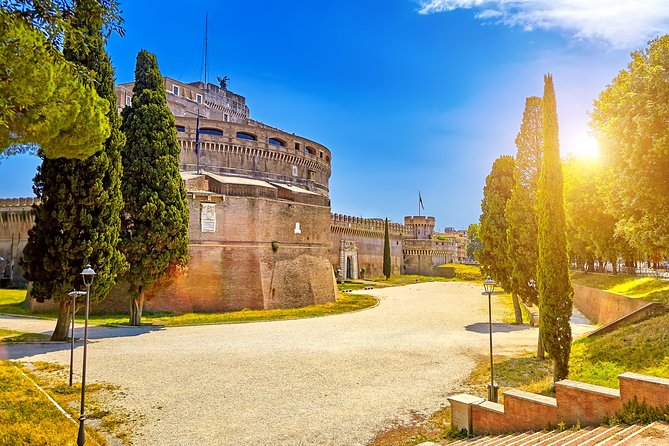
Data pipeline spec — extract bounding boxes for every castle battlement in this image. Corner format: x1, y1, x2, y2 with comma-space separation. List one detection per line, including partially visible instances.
331, 213, 406, 238
0, 197, 38, 208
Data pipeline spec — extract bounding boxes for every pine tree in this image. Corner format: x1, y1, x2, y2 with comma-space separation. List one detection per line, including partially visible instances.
21, 0, 127, 341
479, 156, 515, 304
506, 97, 543, 325
536, 74, 573, 382
383, 218, 391, 279
121, 50, 190, 326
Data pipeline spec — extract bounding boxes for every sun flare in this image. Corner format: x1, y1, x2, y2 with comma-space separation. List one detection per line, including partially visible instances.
571, 134, 600, 159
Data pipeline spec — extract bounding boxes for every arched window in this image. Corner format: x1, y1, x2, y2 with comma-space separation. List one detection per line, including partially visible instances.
305, 146, 316, 155
325, 155, 330, 162
199, 128, 223, 136
236, 131, 257, 141
175, 125, 186, 133
268, 137, 285, 147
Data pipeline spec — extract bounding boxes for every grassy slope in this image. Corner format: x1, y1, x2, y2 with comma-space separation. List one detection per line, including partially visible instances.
0, 361, 109, 446
571, 271, 669, 303
0, 328, 50, 343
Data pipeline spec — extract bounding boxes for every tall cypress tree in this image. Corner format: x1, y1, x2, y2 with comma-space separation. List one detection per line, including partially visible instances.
21, 0, 127, 341
536, 74, 573, 381
479, 156, 515, 310
506, 97, 543, 325
383, 218, 391, 279
121, 50, 190, 326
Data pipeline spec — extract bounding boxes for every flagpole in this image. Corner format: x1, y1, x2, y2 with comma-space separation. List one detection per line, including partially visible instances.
418, 191, 420, 217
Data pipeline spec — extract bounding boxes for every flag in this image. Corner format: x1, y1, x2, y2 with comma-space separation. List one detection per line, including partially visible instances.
419, 191, 425, 211
195, 113, 200, 156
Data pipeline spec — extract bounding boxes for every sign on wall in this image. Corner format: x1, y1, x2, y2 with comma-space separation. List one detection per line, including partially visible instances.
201, 202, 217, 232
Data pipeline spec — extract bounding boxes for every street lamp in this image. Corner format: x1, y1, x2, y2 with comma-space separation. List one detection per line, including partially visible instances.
77, 264, 96, 446
67, 290, 87, 387
483, 276, 499, 403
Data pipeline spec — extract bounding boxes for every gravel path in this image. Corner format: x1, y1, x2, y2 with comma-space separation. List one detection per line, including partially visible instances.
0, 282, 593, 445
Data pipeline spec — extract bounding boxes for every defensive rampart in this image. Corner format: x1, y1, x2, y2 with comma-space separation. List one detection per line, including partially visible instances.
0, 198, 37, 287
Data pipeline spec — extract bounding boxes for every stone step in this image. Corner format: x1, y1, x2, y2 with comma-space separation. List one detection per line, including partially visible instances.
560, 426, 609, 446
595, 424, 646, 446
624, 422, 669, 445
514, 430, 567, 446
578, 425, 625, 445
504, 430, 554, 446
533, 428, 580, 445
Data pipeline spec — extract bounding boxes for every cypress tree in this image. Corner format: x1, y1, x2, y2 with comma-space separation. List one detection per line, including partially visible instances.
479, 156, 515, 310
121, 50, 190, 326
383, 218, 391, 279
536, 74, 573, 382
21, 0, 127, 341
506, 97, 543, 325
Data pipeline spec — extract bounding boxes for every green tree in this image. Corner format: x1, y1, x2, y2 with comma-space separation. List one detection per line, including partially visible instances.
383, 218, 391, 279
120, 49, 190, 326
506, 97, 542, 325
591, 35, 669, 255
0, 3, 123, 158
479, 156, 518, 319
536, 74, 573, 382
21, 0, 127, 341
466, 223, 482, 261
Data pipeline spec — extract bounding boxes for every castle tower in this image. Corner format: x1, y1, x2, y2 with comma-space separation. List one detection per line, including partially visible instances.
404, 216, 436, 240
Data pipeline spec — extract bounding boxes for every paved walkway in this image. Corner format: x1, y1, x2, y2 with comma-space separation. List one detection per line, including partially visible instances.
0, 282, 593, 445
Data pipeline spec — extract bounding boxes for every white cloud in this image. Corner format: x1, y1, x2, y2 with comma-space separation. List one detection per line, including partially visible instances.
417, 0, 669, 49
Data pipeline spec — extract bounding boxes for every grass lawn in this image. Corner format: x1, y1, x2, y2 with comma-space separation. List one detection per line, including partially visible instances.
0, 328, 51, 343
571, 271, 669, 303
0, 360, 112, 446
0, 288, 377, 327
437, 263, 484, 282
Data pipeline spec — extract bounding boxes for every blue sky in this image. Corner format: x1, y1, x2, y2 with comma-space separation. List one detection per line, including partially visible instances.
2, 0, 669, 229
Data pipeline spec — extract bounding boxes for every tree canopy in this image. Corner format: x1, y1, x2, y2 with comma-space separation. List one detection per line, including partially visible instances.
120, 49, 190, 326
591, 35, 669, 255
479, 155, 515, 291
536, 74, 573, 382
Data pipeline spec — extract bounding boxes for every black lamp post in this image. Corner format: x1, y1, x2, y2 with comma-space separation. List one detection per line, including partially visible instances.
77, 264, 96, 446
483, 276, 499, 403
68, 290, 86, 387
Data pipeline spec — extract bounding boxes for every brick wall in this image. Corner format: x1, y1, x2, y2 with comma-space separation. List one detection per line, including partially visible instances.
450, 373, 669, 435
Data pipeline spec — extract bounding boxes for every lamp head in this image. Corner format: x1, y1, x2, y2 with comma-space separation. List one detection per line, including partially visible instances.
483, 276, 495, 294
81, 264, 96, 286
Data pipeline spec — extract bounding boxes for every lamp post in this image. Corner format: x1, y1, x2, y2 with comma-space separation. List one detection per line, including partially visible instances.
68, 290, 87, 387
483, 276, 499, 403
77, 264, 96, 446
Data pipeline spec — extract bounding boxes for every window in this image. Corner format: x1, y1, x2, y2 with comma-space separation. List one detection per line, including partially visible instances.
172, 85, 180, 96
305, 146, 316, 155
319, 151, 323, 158
292, 165, 298, 177
268, 138, 285, 147
294, 142, 301, 151
125, 96, 131, 106
196, 94, 202, 104
236, 132, 257, 141
200, 128, 223, 136
224, 114, 229, 122
176, 125, 186, 133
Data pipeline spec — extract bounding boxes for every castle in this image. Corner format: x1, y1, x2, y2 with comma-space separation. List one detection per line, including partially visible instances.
0, 78, 468, 311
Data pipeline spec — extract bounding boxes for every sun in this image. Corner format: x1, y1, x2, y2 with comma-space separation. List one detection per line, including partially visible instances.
570, 133, 600, 159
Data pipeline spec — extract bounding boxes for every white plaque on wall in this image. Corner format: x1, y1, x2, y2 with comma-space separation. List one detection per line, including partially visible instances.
201, 202, 217, 233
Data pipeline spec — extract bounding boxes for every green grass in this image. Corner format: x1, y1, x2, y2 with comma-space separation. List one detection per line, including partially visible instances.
0, 288, 377, 327
571, 271, 669, 303
569, 312, 669, 388
437, 263, 484, 281
0, 361, 110, 446
0, 288, 33, 316
0, 328, 51, 343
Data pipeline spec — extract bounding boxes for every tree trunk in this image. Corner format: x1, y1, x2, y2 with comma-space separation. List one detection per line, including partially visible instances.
51, 300, 72, 341
129, 289, 144, 326
511, 292, 523, 325
537, 326, 545, 359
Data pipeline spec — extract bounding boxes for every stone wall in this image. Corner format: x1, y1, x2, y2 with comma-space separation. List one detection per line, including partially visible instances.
402, 239, 456, 276
0, 198, 37, 288
573, 283, 652, 325
330, 214, 404, 278
450, 373, 669, 435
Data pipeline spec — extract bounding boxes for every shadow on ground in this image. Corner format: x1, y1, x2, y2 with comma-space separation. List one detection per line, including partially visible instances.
0, 323, 163, 361
465, 322, 530, 333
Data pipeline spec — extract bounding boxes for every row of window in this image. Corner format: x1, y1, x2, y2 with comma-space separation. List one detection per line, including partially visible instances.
174, 126, 329, 160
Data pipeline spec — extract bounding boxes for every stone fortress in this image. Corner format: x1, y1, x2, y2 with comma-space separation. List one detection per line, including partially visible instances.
0, 77, 468, 312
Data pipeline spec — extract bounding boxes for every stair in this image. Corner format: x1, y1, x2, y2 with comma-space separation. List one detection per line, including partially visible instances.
436, 422, 669, 445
